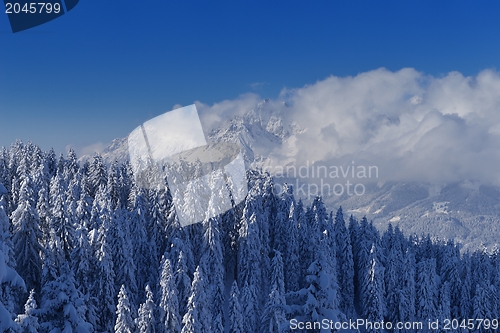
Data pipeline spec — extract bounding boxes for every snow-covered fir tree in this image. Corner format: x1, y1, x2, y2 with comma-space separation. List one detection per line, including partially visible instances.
38, 262, 92, 333
261, 251, 287, 333
334, 206, 355, 316
158, 257, 181, 333
115, 285, 136, 333
181, 264, 211, 333
362, 244, 385, 333
136, 284, 157, 333
228, 281, 244, 333
11, 176, 43, 294
0, 187, 26, 332
15, 289, 39, 333
416, 258, 439, 332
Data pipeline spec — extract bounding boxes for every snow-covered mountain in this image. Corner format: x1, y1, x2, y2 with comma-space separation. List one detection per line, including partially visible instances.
91, 99, 500, 251
205, 99, 304, 166
81, 137, 130, 165
327, 181, 500, 251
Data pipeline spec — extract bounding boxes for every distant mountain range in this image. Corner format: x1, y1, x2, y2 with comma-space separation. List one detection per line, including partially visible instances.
84, 100, 500, 251
327, 180, 500, 251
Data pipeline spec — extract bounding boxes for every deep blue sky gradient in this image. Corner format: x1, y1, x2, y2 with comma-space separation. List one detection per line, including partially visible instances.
1, 0, 500, 153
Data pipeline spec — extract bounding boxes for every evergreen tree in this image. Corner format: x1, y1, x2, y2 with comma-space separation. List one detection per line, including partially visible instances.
309, 196, 328, 256
15, 289, 39, 333
70, 226, 94, 295
180, 168, 209, 227
281, 184, 300, 293
0, 191, 16, 269
237, 198, 262, 332
228, 281, 244, 333
348, 214, 360, 301
88, 154, 107, 198
384, 238, 404, 324
459, 255, 473, 319
174, 250, 191, 317
11, 176, 43, 293
111, 207, 138, 304
148, 188, 167, 271
0, 191, 25, 332
240, 281, 259, 333
356, 217, 380, 308
40, 230, 64, 287
440, 242, 462, 319
438, 282, 451, 333
49, 172, 74, 261
416, 258, 439, 330
158, 257, 181, 333
45, 149, 57, 179
399, 250, 416, 332
334, 206, 355, 316
181, 265, 211, 333
36, 185, 50, 242
64, 149, 79, 182
70, 225, 98, 328
295, 199, 310, 288
38, 262, 92, 333
472, 281, 496, 332
56, 153, 66, 178
237, 196, 263, 306
107, 161, 121, 210
128, 185, 152, 293
115, 285, 136, 333
76, 173, 93, 230
221, 200, 239, 280
361, 244, 385, 333
261, 251, 287, 333
94, 212, 116, 332
289, 238, 342, 330
136, 284, 157, 333
0, 151, 11, 210
202, 201, 225, 333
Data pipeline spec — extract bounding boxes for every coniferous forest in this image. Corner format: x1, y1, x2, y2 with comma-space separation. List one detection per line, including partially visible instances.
1, 141, 500, 332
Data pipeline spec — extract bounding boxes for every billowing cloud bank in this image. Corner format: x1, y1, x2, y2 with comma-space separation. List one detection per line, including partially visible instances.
198, 68, 500, 185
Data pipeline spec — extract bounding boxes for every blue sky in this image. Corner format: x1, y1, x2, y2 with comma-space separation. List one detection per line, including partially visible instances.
1, 0, 500, 154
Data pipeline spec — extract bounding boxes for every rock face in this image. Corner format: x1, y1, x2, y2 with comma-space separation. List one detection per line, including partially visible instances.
89, 100, 500, 251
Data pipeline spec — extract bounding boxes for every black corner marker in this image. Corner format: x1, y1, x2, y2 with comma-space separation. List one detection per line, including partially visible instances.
4, 0, 79, 33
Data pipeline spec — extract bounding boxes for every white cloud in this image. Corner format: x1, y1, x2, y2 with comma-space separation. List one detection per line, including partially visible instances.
67, 142, 107, 158
198, 68, 500, 185
249, 82, 268, 90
